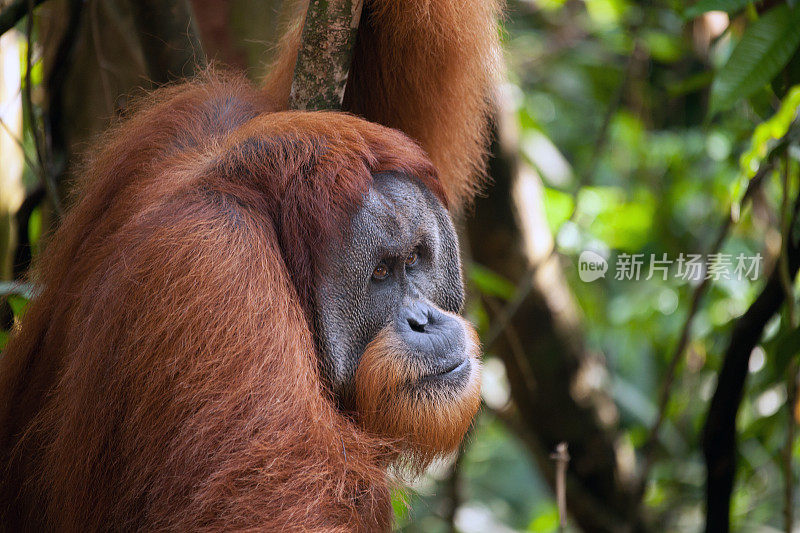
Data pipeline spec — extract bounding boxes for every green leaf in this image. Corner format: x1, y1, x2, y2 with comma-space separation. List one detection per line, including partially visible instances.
709, 5, 800, 115
28, 206, 42, 248
468, 264, 516, 301
584, 0, 630, 28
7, 294, 29, 320
527, 502, 560, 531
578, 187, 655, 251
390, 489, 409, 526
739, 84, 800, 178
643, 31, 684, 63
684, 0, 751, 19
774, 326, 800, 377
730, 83, 800, 216
542, 187, 574, 233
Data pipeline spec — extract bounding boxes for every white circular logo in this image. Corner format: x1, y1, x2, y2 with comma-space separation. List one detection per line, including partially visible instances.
578, 251, 607, 282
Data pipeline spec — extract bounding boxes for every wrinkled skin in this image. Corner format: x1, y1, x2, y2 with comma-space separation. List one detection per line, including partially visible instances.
315, 172, 470, 404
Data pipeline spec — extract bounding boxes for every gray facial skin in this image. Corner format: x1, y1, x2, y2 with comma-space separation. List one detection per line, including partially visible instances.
314, 172, 465, 399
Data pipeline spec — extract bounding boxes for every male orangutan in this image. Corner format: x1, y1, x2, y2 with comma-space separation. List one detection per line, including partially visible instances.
0, 0, 501, 530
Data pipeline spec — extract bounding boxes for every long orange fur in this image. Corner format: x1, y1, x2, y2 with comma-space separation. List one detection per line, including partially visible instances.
265, 0, 503, 207
0, 0, 501, 530
356, 317, 482, 467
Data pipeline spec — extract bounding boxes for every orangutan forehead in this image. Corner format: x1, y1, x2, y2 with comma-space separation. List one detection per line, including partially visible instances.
351, 173, 444, 249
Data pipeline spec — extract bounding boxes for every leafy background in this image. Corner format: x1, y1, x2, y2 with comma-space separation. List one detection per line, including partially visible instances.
398, 0, 800, 531
1, 0, 800, 531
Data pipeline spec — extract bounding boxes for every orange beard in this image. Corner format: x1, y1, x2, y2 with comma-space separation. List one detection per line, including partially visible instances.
354, 313, 482, 469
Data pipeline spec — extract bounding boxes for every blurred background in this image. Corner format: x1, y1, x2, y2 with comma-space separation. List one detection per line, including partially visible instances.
1, 0, 799, 531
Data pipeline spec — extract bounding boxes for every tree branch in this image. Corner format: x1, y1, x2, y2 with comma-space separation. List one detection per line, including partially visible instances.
0, 0, 46, 38
24, 0, 64, 217
44, 0, 83, 208
288, 0, 363, 110
637, 161, 772, 501
702, 191, 800, 533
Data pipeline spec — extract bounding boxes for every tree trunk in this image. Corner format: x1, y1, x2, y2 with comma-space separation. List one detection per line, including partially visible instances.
466, 91, 644, 532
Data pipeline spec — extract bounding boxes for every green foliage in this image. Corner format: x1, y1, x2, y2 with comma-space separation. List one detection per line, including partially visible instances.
6, 294, 28, 319
468, 264, 516, 301
526, 502, 559, 531
643, 30, 684, 63
739, 85, 800, 177
542, 187, 574, 232
709, 5, 800, 115
579, 186, 656, 250
417, 0, 800, 530
584, 0, 631, 28
391, 490, 410, 527
683, 0, 752, 19
28, 206, 42, 256
18, 41, 43, 87
0, 292, 29, 351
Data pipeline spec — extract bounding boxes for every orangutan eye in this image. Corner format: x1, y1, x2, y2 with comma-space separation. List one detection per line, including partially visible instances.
372, 263, 389, 280
405, 251, 418, 267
